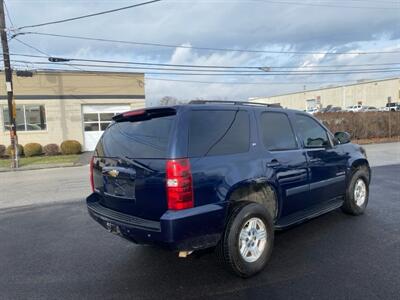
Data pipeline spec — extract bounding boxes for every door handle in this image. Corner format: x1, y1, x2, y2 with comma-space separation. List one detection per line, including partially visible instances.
309, 158, 322, 163
266, 159, 281, 167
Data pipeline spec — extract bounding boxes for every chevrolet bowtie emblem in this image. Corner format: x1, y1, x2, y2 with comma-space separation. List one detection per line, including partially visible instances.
108, 169, 119, 178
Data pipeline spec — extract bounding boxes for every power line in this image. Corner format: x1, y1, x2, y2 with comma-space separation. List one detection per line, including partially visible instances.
3, 0, 14, 27
6, 52, 400, 70
11, 39, 85, 71
17, 0, 162, 30
145, 77, 358, 85
6, 65, 400, 76
14, 31, 400, 55
13, 38, 49, 56
85, 70, 400, 76
9, 59, 400, 74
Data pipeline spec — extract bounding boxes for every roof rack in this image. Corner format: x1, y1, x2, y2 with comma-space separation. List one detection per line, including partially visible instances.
189, 100, 281, 108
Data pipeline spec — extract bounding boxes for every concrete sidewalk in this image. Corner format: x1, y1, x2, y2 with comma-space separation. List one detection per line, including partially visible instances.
0, 165, 90, 210
362, 142, 400, 167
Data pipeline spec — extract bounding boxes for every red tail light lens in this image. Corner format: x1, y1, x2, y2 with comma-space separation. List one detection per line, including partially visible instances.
122, 109, 146, 118
166, 159, 194, 210
89, 157, 95, 192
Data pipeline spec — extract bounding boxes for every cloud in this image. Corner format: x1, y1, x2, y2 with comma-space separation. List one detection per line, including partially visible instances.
6, 0, 400, 104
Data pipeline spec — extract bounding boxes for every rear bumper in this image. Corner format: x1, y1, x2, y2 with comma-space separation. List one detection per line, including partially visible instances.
86, 193, 226, 251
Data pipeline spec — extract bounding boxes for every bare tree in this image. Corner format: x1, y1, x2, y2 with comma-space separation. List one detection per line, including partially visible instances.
159, 96, 178, 106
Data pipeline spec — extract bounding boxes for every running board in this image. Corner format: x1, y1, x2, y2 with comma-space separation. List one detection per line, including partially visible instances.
275, 197, 344, 230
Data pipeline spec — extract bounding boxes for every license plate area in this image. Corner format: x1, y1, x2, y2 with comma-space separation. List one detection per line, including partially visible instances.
104, 177, 136, 199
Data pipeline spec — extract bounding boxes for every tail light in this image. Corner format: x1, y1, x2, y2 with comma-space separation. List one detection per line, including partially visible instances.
166, 159, 194, 210
89, 157, 95, 192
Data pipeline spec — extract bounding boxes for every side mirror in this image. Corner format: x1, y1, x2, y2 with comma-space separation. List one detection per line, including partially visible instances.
334, 132, 351, 144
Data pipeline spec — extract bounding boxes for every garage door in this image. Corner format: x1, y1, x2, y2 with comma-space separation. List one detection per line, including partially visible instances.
82, 105, 130, 151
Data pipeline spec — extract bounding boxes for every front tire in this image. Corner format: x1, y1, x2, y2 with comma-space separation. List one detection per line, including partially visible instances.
341, 167, 370, 215
218, 203, 274, 278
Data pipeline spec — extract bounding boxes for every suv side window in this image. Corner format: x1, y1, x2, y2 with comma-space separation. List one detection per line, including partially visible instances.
188, 110, 250, 157
260, 112, 297, 151
295, 114, 330, 148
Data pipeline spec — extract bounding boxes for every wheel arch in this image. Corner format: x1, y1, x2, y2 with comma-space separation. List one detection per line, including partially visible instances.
349, 158, 371, 182
225, 179, 280, 221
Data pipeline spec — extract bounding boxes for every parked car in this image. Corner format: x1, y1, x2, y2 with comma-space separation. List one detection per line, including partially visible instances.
86, 101, 371, 277
305, 107, 319, 114
322, 105, 342, 113
346, 105, 363, 112
361, 106, 378, 112
385, 102, 400, 111
328, 106, 342, 112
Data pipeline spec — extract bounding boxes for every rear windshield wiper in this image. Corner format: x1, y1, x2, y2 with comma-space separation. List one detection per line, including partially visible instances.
119, 156, 155, 173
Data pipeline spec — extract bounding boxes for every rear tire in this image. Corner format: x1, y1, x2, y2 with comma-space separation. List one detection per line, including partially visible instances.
217, 202, 274, 278
341, 167, 370, 215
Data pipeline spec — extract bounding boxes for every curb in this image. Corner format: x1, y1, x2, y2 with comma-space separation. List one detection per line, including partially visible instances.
0, 162, 86, 173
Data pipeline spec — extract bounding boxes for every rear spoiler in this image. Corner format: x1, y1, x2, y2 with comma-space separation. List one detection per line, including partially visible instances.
113, 107, 176, 122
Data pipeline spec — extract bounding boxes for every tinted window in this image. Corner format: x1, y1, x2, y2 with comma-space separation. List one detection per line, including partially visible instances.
189, 110, 250, 157
97, 115, 175, 158
295, 114, 330, 148
260, 112, 297, 151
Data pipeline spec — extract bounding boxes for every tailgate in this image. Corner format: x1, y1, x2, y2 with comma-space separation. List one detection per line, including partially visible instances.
92, 157, 167, 220
92, 108, 177, 220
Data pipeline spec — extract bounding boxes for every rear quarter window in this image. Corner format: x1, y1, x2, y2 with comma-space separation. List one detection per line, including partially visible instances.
188, 109, 250, 157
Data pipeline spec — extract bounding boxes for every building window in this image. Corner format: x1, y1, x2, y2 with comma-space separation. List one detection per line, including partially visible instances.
83, 112, 116, 132
3, 105, 46, 131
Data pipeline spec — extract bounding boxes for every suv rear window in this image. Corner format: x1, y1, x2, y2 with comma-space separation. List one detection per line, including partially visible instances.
188, 110, 250, 157
96, 115, 175, 158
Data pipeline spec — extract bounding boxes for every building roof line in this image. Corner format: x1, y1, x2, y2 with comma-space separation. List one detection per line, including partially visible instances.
251, 76, 400, 99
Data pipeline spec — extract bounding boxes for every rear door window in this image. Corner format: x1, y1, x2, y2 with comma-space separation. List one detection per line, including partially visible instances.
260, 112, 297, 151
188, 110, 250, 157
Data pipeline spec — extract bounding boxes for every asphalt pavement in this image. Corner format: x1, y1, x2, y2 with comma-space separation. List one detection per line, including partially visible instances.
0, 143, 399, 299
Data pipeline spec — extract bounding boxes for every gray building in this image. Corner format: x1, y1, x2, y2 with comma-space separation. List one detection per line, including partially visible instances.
250, 77, 400, 110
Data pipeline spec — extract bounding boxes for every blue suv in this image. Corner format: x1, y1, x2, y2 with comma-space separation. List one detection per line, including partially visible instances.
87, 101, 370, 277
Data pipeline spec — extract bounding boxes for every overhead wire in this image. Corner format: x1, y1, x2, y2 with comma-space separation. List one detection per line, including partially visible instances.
6, 62, 397, 87
17, 0, 162, 30
4, 0, 15, 27
6, 52, 400, 71
11, 39, 85, 71
7, 65, 400, 76
144, 77, 360, 85
12, 32, 400, 56
9, 59, 400, 74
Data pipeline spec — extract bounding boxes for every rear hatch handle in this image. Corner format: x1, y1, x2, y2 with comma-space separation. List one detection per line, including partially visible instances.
102, 166, 137, 180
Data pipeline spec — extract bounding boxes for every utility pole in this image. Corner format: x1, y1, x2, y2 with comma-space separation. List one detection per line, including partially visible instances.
0, 0, 18, 168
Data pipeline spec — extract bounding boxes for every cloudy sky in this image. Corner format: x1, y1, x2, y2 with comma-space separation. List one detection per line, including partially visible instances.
5, 0, 400, 105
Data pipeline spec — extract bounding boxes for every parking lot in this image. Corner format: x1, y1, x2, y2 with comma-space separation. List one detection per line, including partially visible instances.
0, 143, 399, 299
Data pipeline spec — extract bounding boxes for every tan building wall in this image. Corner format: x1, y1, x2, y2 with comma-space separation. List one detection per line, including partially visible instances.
0, 71, 145, 148
250, 77, 400, 110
